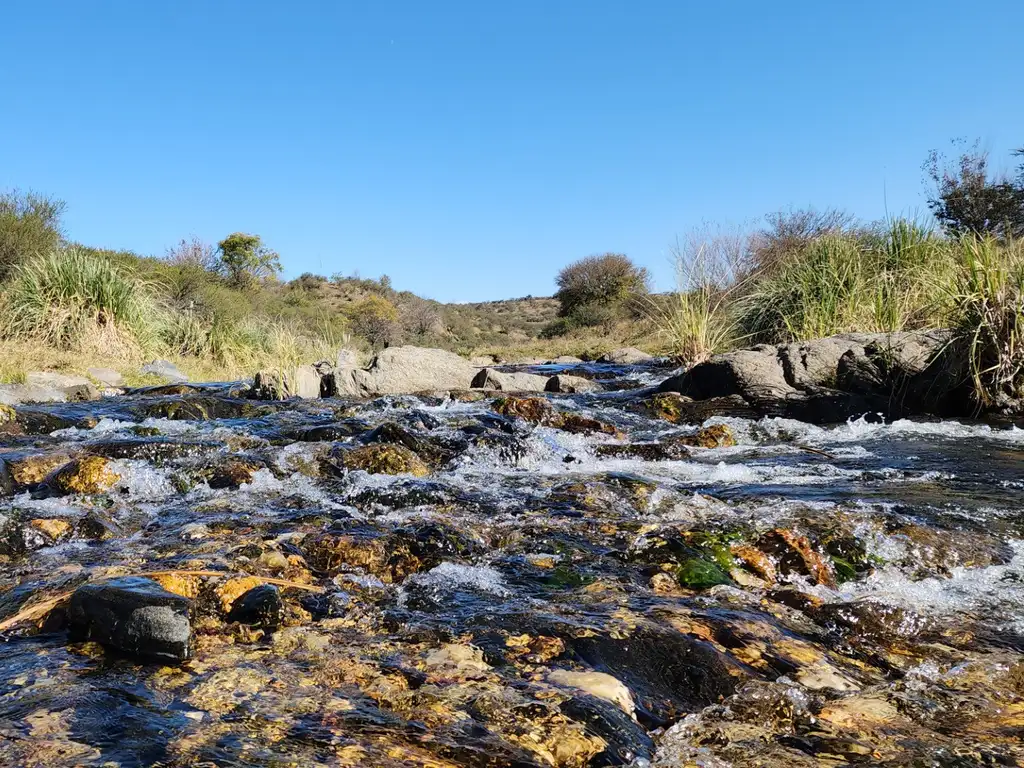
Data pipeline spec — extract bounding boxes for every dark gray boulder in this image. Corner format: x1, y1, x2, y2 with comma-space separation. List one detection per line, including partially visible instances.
228, 584, 284, 629
66, 576, 193, 661
657, 331, 960, 423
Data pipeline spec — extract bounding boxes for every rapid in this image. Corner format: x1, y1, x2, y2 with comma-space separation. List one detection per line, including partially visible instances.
1, 360, 1022, 767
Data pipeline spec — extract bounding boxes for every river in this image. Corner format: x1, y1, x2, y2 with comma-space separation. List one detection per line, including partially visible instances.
1, 362, 1022, 767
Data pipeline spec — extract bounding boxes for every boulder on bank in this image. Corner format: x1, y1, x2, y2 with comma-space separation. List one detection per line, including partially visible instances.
657, 331, 961, 423
140, 359, 189, 383
18, 372, 100, 402
66, 576, 193, 661
87, 367, 124, 388
599, 348, 653, 365
335, 346, 478, 397
471, 368, 550, 392
251, 365, 323, 400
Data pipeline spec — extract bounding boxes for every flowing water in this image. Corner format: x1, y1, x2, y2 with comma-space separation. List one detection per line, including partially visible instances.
1, 362, 1023, 767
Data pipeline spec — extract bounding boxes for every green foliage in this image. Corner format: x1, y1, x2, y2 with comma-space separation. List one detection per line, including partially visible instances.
349, 294, 400, 349
554, 253, 649, 319
2, 247, 158, 348
0, 190, 66, 279
217, 232, 281, 288
944, 236, 1024, 407
925, 140, 1024, 239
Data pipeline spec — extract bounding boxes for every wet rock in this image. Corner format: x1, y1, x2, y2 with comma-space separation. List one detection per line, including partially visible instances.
27, 517, 73, 543
423, 643, 491, 677
492, 396, 620, 436
595, 441, 691, 461
895, 523, 1014, 573
815, 600, 936, 646
676, 558, 732, 590
559, 693, 654, 767
545, 374, 603, 394
288, 419, 370, 441
677, 424, 736, 448
757, 528, 836, 588
471, 368, 550, 392
493, 395, 555, 424
49, 455, 120, 495
599, 347, 653, 364
227, 584, 285, 629
87, 367, 124, 387
140, 359, 189, 383
87, 438, 220, 462
15, 408, 97, 434
564, 622, 740, 723
205, 457, 266, 489
360, 422, 463, 468
548, 669, 634, 715
332, 443, 430, 477
66, 577, 193, 661
17, 455, 68, 491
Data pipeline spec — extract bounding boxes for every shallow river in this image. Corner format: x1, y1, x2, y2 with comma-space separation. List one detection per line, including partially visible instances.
1, 362, 1023, 767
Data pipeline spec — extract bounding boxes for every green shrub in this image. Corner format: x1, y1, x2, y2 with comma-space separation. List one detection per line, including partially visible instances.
945, 236, 1024, 407
2, 247, 160, 348
554, 253, 649, 318
0, 191, 65, 279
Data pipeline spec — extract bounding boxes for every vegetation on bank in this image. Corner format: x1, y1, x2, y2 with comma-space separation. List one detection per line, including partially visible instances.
0, 138, 1021, 401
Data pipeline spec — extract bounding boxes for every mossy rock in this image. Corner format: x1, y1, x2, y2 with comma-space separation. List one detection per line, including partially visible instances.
0, 405, 16, 424
8, 453, 72, 489
340, 443, 430, 477
641, 392, 691, 424
493, 396, 554, 424
50, 455, 120, 495
204, 457, 266, 489
676, 558, 732, 590
678, 424, 736, 449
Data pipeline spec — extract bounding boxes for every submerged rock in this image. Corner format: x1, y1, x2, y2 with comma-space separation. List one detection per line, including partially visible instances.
333, 443, 430, 477
548, 669, 635, 715
227, 584, 284, 629
66, 577, 193, 661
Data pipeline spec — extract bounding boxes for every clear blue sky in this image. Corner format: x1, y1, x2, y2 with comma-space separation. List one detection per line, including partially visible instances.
2, 1, 1021, 302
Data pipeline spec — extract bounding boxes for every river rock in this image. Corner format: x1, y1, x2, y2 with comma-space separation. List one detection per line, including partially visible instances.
657, 331, 956, 423
140, 359, 189, 383
471, 368, 550, 392
334, 346, 478, 396
25, 372, 99, 403
227, 584, 284, 629
87, 367, 124, 387
599, 347, 653, 364
549, 355, 584, 364
546, 374, 602, 394
251, 366, 323, 400
49, 456, 121, 495
0, 383, 70, 405
548, 669, 635, 715
66, 576, 193, 661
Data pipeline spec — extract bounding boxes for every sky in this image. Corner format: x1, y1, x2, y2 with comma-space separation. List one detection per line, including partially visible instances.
1, 1, 1022, 302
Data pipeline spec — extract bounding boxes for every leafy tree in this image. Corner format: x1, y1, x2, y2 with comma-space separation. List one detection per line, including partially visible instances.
0, 190, 65, 278
216, 232, 281, 287
351, 294, 400, 348
924, 140, 1024, 239
554, 253, 649, 319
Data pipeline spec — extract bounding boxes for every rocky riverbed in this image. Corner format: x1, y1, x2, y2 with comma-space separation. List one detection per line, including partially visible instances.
1, 357, 1023, 767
